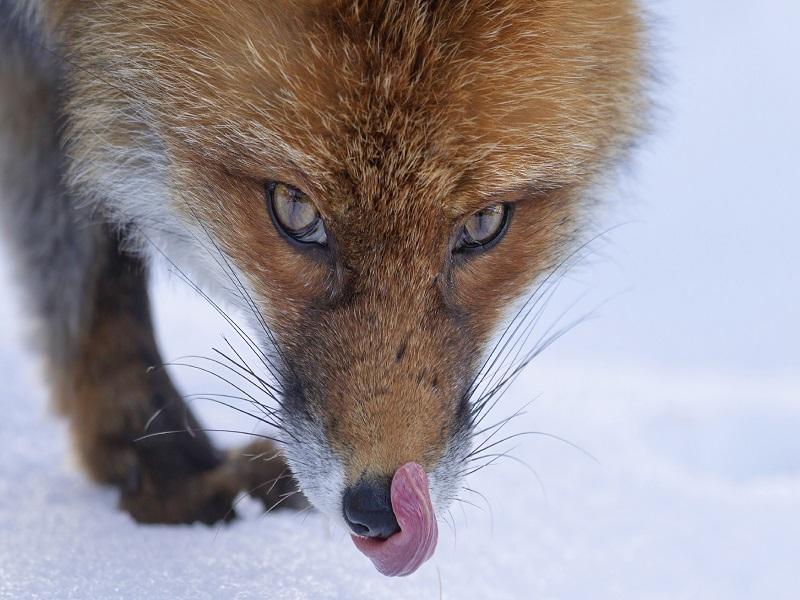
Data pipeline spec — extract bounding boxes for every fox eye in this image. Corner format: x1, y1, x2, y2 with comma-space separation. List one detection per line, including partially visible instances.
267, 182, 327, 246
455, 204, 510, 252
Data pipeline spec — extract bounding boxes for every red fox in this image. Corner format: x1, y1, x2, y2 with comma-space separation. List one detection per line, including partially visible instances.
0, 0, 646, 576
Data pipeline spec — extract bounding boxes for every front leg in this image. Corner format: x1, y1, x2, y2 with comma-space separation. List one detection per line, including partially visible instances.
60, 231, 295, 524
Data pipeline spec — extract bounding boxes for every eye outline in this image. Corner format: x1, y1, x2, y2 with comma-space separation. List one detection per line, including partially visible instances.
453, 203, 513, 256
266, 181, 329, 248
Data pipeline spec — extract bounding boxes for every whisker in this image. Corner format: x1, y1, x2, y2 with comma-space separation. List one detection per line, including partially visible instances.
469, 431, 598, 464
210, 346, 285, 403
260, 489, 301, 516
470, 310, 597, 431
183, 395, 283, 431
169, 354, 281, 403
466, 225, 622, 398
472, 396, 538, 437
468, 251, 578, 398
462, 486, 494, 533
139, 230, 284, 386
219, 337, 284, 398
440, 509, 456, 538
213, 471, 293, 540
135, 428, 285, 445
458, 451, 508, 478
158, 361, 273, 414
182, 207, 297, 383
474, 278, 579, 406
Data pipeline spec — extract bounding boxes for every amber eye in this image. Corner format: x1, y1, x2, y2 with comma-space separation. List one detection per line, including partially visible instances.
267, 182, 327, 245
456, 204, 510, 252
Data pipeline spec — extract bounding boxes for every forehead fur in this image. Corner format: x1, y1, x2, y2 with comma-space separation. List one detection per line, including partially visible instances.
57, 0, 645, 215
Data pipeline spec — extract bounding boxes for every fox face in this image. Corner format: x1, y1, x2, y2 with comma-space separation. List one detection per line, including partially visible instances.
38, 0, 645, 558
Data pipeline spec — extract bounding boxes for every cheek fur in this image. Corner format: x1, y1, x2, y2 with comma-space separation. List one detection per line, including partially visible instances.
450, 188, 581, 337
170, 158, 333, 334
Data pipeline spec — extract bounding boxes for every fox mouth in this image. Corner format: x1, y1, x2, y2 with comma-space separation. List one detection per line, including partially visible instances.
350, 463, 438, 577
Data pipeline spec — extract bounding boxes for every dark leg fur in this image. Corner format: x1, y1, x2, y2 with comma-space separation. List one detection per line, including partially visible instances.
67, 233, 232, 524
0, 8, 301, 524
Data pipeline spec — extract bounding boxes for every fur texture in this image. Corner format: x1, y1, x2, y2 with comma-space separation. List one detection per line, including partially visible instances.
0, 0, 647, 526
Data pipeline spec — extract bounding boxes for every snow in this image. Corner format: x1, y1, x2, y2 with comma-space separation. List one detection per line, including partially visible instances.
2, 273, 799, 598
2, 0, 800, 597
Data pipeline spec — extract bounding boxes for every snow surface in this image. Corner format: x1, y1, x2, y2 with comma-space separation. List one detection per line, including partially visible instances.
2, 270, 799, 599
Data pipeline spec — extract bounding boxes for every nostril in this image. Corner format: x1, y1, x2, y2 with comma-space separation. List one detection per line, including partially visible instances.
342, 476, 400, 539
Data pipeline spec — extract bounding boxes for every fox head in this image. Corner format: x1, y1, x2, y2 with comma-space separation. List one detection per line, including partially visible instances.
36, 0, 645, 554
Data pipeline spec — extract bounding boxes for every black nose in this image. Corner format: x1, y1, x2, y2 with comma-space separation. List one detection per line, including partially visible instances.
342, 476, 400, 539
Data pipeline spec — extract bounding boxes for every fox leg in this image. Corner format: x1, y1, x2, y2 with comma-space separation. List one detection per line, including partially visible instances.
0, 14, 299, 523
67, 232, 301, 523
67, 237, 299, 523
64, 232, 238, 523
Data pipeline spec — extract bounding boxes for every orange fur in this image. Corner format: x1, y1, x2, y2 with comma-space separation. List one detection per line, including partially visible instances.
37, 0, 646, 491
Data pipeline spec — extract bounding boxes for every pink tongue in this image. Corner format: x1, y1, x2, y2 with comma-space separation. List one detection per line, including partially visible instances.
351, 462, 438, 577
